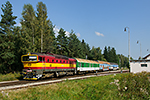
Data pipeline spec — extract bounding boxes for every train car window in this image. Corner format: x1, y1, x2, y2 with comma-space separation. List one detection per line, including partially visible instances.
79, 63, 81, 67
63, 61, 65, 63
47, 59, 49, 62
91, 64, 93, 67
82, 63, 84, 67
86, 63, 88, 67
60, 60, 62, 63
52, 60, 54, 62
56, 60, 58, 62
66, 61, 68, 63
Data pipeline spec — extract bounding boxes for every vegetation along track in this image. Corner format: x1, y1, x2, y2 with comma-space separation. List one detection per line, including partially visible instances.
0, 70, 129, 91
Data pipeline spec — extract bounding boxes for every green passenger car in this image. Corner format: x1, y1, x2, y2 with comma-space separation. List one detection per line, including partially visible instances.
75, 58, 100, 72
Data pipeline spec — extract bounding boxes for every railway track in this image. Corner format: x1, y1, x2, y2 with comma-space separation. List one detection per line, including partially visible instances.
0, 70, 129, 91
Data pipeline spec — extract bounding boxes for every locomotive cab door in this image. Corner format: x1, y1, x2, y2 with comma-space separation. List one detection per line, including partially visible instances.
42, 57, 46, 70
39, 56, 46, 70
69, 61, 73, 68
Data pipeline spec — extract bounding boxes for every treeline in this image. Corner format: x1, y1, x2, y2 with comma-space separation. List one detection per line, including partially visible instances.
0, 1, 129, 73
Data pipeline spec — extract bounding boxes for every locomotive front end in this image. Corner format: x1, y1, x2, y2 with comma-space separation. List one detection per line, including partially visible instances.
21, 53, 40, 80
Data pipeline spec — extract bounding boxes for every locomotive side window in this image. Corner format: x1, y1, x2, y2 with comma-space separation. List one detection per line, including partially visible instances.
39, 57, 42, 61
43, 57, 45, 61
56, 60, 58, 62
52, 60, 54, 62
38, 57, 45, 61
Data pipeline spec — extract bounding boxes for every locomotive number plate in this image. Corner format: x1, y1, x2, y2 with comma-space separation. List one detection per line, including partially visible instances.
27, 70, 32, 72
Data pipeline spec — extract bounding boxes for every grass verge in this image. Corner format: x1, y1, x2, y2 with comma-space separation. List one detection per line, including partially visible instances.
0, 73, 22, 82
0, 72, 150, 100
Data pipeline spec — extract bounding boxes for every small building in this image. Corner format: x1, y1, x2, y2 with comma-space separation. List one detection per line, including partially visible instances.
130, 54, 150, 73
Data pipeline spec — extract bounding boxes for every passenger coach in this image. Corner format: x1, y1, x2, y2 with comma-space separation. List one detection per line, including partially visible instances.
75, 58, 100, 72
97, 61, 110, 71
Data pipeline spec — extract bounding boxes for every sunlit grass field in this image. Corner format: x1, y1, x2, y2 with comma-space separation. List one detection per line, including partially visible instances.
0, 72, 150, 100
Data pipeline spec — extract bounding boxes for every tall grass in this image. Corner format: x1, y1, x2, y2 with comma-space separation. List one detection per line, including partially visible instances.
0, 73, 22, 82
0, 72, 150, 100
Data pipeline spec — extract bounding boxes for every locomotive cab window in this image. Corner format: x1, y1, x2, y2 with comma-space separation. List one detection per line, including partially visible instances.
22, 56, 37, 61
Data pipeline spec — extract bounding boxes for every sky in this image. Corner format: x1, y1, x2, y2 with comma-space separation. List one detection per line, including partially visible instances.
0, 0, 150, 60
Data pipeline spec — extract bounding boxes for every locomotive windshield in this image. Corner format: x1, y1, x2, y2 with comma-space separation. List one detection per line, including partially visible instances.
22, 56, 37, 61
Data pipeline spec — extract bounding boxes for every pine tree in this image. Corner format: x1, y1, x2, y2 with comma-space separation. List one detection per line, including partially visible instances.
79, 39, 90, 59
21, 4, 36, 52
13, 26, 24, 71
111, 47, 118, 63
103, 46, 108, 61
68, 30, 81, 57
0, 1, 17, 73
36, 2, 48, 53
56, 28, 68, 55
43, 20, 56, 53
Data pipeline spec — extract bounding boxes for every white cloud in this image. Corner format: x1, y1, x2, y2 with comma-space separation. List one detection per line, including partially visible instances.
15, 23, 21, 26
65, 31, 70, 37
53, 26, 59, 37
53, 26, 70, 37
76, 33, 80, 37
95, 31, 104, 37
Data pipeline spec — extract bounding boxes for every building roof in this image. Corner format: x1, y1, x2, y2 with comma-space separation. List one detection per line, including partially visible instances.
143, 54, 150, 59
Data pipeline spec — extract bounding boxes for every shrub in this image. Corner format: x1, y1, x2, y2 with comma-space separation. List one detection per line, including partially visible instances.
116, 72, 150, 99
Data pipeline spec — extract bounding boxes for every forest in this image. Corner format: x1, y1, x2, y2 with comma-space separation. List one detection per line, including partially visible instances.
0, 1, 129, 73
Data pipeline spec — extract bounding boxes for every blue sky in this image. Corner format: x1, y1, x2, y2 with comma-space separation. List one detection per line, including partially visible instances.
0, 0, 150, 59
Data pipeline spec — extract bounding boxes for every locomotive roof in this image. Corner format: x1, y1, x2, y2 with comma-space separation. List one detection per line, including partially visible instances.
75, 58, 99, 64
30, 52, 70, 60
